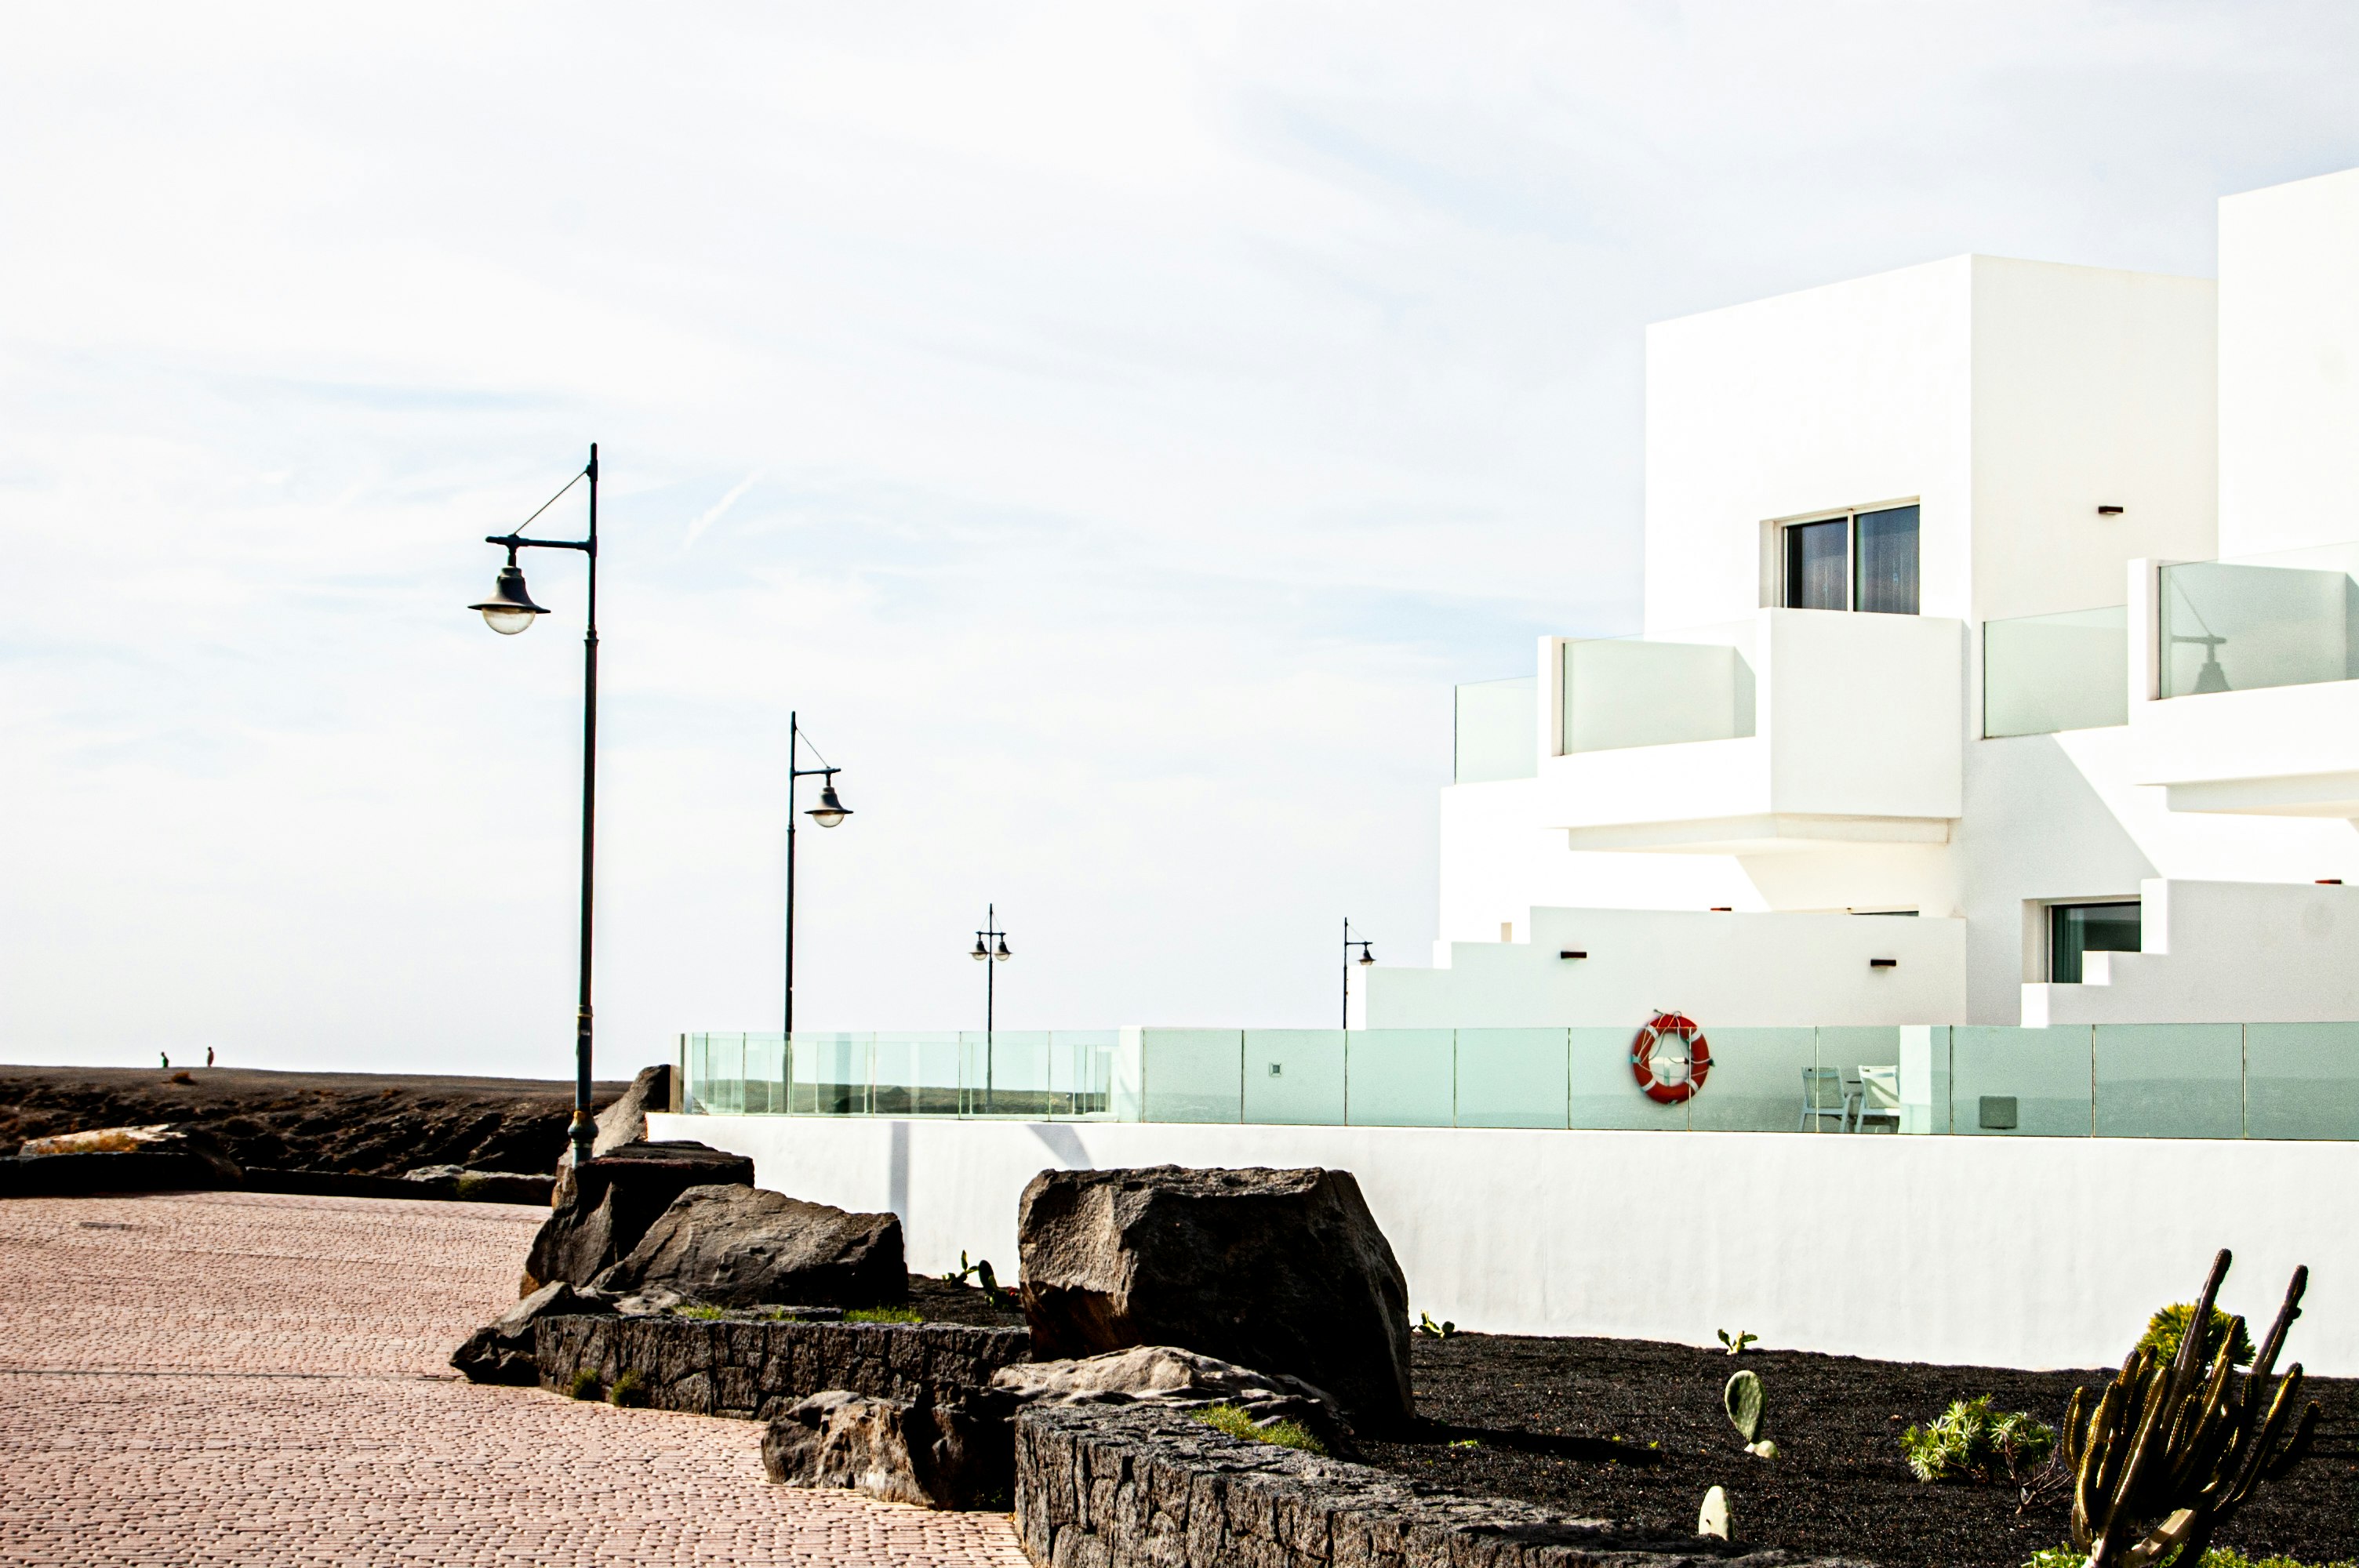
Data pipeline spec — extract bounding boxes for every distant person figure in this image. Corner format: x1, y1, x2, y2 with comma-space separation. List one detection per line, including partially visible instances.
206, 1047, 215, 1068
160, 1052, 169, 1069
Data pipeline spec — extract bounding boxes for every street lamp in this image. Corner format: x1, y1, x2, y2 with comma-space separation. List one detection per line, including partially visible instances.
783, 712, 852, 1040
970, 905, 1011, 1110
467, 444, 601, 1167
1343, 918, 1375, 1029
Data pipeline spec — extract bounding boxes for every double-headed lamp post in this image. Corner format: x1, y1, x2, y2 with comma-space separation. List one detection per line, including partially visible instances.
969, 906, 1012, 1110
467, 444, 601, 1167
1343, 918, 1375, 1029
783, 712, 853, 1040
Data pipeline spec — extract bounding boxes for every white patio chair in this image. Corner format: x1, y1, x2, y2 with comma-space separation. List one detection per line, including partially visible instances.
1852, 1065, 1902, 1132
1798, 1067, 1855, 1131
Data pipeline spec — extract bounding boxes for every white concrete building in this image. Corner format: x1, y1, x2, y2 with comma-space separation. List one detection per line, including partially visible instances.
1376, 164, 2359, 1031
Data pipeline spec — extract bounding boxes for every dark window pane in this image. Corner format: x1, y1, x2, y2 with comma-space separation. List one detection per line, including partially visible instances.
1856, 504, 1920, 615
2050, 902, 2141, 984
1785, 519, 1848, 610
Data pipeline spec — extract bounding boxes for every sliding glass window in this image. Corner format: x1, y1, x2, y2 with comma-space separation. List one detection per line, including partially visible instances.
1782, 504, 1919, 615
2050, 902, 2140, 984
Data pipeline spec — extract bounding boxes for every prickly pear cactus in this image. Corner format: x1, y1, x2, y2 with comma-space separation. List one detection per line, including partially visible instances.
1725, 1369, 1764, 1443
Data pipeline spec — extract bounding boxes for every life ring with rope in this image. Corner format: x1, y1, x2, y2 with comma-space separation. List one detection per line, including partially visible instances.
1630, 1011, 1710, 1103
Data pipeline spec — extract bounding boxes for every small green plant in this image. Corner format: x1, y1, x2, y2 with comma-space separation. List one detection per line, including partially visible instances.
1724, 1369, 1776, 1457
673, 1304, 726, 1320
1414, 1311, 1459, 1339
845, 1305, 925, 1324
1717, 1328, 1759, 1356
941, 1251, 1006, 1304
2025, 1549, 2357, 1568
609, 1368, 649, 1407
1190, 1403, 1326, 1454
2138, 1301, 2255, 1370
567, 1368, 602, 1400
1448, 1438, 1481, 1450
1901, 1396, 2055, 1485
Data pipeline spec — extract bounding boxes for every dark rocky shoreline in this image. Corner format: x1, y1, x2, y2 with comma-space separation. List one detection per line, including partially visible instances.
0, 1064, 630, 1176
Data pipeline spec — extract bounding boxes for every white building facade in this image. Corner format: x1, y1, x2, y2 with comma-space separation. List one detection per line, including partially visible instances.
1375, 164, 2359, 1031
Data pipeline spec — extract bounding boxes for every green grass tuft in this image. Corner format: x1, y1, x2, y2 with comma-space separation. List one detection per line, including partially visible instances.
2026, 1548, 2357, 1568
1191, 1403, 1327, 1455
609, 1369, 649, 1408
672, 1305, 726, 1320
844, 1305, 925, 1324
1901, 1396, 2054, 1485
567, 1368, 602, 1401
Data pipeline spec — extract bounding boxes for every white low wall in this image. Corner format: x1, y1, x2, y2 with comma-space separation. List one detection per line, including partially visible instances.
649, 1112, 2359, 1377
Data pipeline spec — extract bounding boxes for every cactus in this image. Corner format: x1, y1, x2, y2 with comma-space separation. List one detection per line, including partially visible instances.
2064, 1249, 2319, 1568
1725, 1369, 1762, 1440
1696, 1485, 1729, 1540
1717, 1327, 1759, 1355
1415, 1311, 1459, 1339
941, 1250, 1005, 1305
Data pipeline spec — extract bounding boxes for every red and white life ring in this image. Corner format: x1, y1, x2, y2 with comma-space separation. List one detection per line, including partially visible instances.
1630, 1011, 1711, 1103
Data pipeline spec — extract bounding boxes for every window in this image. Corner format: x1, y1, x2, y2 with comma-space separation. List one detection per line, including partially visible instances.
2049, 901, 2140, 984
1780, 504, 1920, 615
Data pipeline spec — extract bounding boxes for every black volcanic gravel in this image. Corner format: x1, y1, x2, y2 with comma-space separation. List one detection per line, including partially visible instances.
1354, 1334, 2359, 1568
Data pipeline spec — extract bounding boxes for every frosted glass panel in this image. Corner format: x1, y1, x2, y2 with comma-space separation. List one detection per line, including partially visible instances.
1983, 606, 2128, 737
2245, 1024, 2359, 1140
1346, 1030, 1455, 1127
1139, 1030, 1244, 1123
1951, 1026, 2091, 1137
2094, 1025, 2243, 1138
1454, 1029, 1569, 1129
1688, 1027, 1818, 1132
2159, 552, 2359, 699
1455, 677, 1538, 782
792, 1032, 871, 1115
1562, 629, 1756, 753
1243, 1030, 1348, 1126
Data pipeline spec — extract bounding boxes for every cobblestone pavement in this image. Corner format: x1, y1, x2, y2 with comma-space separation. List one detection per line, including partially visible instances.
0, 1190, 1030, 1567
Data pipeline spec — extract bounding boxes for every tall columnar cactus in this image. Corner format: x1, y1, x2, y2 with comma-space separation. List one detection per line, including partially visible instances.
2065, 1248, 2319, 1568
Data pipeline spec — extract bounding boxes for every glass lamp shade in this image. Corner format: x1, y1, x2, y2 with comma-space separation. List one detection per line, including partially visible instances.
1358, 949, 1376, 967
470, 563, 547, 635
994, 940, 1012, 962
806, 782, 851, 828
970, 939, 989, 961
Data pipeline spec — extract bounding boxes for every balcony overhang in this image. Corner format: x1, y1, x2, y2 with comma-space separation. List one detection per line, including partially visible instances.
1562, 812, 1954, 855
2130, 678, 2359, 818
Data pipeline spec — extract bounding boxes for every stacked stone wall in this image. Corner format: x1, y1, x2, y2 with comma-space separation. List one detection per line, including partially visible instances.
1012, 1403, 1868, 1568
533, 1314, 1027, 1421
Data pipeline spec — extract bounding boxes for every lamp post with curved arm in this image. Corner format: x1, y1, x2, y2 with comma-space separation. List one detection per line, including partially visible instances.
466, 444, 601, 1167
783, 712, 852, 1041
1343, 918, 1375, 1029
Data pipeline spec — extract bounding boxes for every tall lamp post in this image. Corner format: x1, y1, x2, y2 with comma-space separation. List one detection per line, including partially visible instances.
1343, 918, 1375, 1029
467, 444, 602, 1167
783, 712, 853, 1042
969, 906, 1012, 1110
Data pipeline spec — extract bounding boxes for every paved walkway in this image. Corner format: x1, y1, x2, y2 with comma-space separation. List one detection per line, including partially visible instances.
0, 1190, 1030, 1566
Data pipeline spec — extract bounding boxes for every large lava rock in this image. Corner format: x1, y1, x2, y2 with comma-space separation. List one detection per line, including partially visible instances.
591, 1185, 906, 1308
523, 1141, 754, 1292
992, 1344, 1347, 1450
451, 1281, 612, 1385
762, 1388, 1009, 1510
4, 1124, 244, 1196
1016, 1164, 1412, 1428
552, 1063, 678, 1209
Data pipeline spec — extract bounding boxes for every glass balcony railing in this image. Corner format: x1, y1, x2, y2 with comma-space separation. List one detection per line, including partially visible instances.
1982, 605, 2127, 737
2159, 543, 2359, 699
682, 1023, 2359, 1140
1561, 622, 1756, 754
1452, 676, 1536, 782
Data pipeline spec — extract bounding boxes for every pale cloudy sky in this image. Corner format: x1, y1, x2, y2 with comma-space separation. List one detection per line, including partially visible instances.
4, 2, 2357, 1078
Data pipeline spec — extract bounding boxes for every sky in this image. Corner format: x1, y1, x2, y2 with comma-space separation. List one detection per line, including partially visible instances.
4, 2, 2358, 1080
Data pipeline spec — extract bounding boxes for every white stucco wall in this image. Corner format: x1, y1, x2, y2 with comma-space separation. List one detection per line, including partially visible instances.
2219, 165, 2359, 558
651, 1111, 2359, 1377
2026, 878, 2359, 1025
1372, 906, 1963, 1028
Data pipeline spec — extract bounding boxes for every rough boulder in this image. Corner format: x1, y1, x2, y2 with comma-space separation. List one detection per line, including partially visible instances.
992, 1344, 1346, 1447
523, 1141, 754, 1292
761, 1388, 1008, 1510
1016, 1164, 1412, 1428
591, 1185, 906, 1308
450, 1281, 612, 1385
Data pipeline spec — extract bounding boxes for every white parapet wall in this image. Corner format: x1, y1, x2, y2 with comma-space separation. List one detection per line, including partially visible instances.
649, 1111, 2359, 1377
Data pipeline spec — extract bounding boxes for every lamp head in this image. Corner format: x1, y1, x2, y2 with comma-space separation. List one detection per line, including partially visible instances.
970, 938, 990, 961
994, 938, 1012, 962
807, 779, 852, 828
470, 560, 547, 635
1358, 946, 1376, 967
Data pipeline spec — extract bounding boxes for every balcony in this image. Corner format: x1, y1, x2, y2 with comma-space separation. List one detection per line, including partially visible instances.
1532, 609, 1963, 852
2132, 543, 2359, 816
